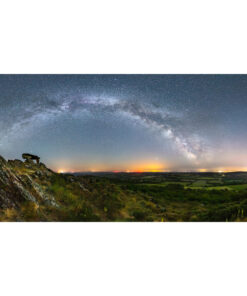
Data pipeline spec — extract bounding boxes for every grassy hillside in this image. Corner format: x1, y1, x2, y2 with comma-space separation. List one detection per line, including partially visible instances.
1, 157, 247, 221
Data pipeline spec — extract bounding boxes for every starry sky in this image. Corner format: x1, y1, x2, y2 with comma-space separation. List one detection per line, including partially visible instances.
0, 75, 247, 172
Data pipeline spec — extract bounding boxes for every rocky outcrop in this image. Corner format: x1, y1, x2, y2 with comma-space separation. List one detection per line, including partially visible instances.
0, 155, 57, 209
22, 153, 40, 164
0, 154, 95, 221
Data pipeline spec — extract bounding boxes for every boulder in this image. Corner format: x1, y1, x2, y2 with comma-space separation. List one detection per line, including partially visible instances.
22, 153, 40, 164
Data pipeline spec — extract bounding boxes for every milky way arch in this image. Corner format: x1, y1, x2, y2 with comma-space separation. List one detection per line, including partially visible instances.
0, 94, 206, 163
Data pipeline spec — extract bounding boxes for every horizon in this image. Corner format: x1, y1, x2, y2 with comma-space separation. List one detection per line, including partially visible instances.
60, 168, 247, 174
4, 153, 247, 173
1, 75, 247, 172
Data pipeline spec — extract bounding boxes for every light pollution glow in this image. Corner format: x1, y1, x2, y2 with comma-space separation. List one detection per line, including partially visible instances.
57, 167, 247, 174
56, 160, 167, 173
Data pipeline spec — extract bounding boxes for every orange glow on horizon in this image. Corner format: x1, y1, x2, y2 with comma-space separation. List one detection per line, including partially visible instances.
55, 162, 247, 174
213, 167, 247, 173
126, 162, 166, 173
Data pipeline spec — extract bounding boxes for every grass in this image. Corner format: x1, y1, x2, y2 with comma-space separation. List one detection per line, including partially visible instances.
136, 179, 247, 191
185, 184, 247, 191
228, 184, 247, 190
3, 169, 247, 222
188, 186, 232, 190
139, 181, 188, 187
191, 180, 207, 187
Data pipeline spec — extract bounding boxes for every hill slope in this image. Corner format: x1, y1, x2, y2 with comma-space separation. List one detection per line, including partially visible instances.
0, 155, 156, 221
1, 155, 247, 221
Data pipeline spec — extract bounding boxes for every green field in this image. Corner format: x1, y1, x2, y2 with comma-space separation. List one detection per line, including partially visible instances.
3, 169, 247, 222
136, 177, 247, 191
86, 171, 247, 221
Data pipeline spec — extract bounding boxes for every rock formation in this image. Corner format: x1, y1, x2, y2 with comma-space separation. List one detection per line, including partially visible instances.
0, 154, 93, 221
22, 153, 40, 164
0, 155, 56, 211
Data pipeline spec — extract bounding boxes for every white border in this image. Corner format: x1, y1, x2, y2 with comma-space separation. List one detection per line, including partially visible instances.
0, 0, 247, 74
0, 223, 246, 296
1, 0, 247, 295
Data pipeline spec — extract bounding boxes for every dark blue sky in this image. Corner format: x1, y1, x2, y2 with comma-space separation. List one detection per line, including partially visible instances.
0, 75, 247, 172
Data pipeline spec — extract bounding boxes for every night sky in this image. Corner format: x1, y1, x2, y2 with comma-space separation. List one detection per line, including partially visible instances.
0, 75, 247, 172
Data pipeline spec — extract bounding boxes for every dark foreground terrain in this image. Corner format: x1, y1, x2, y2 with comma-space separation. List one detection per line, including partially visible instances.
1, 155, 247, 221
